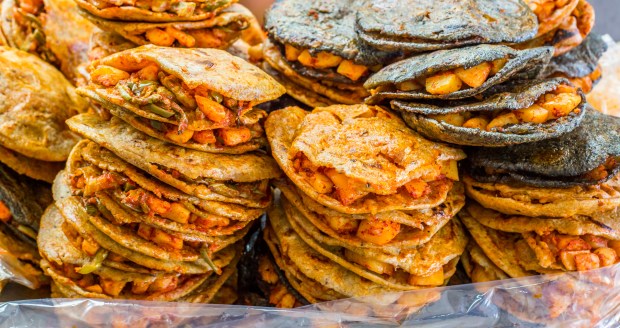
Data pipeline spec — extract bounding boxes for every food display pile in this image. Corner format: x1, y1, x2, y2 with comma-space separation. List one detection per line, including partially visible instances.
0, 0, 618, 325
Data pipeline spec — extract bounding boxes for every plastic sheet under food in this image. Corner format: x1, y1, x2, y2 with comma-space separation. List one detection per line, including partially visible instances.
0, 264, 619, 327
588, 36, 620, 117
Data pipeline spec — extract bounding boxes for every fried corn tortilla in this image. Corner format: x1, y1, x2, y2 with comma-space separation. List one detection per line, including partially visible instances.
263, 40, 368, 106
267, 201, 403, 298
365, 45, 553, 103
55, 172, 245, 259
0, 145, 65, 183
264, 228, 348, 304
75, 0, 236, 22
80, 5, 249, 49
281, 196, 464, 289
261, 62, 335, 108
276, 178, 464, 253
466, 109, 620, 188
355, 0, 537, 52
39, 205, 224, 301
67, 141, 267, 220
526, 0, 580, 37
394, 78, 587, 146
1, 0, 95, 85
467, 202, 620, 241
520, 0, 595, 57
459, 208, 534, 278
266, 105, 464, 214
463, 174, 620, 218
463, 202, 620, 274
0, 47, 87, 162
88, 29, 137, 62
264, 0, 398, 86
57, 196, 233, 274
66, 114, 281, 206
78, 44, 284, 152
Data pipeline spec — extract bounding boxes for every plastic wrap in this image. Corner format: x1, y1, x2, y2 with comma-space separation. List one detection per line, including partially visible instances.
0, 264, 619, 327
588, 36, 620, 117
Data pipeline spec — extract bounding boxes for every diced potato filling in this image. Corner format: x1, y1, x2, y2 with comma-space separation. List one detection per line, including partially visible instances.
0, 201, 11, 223
396, 58, 508, 95
284, 44, 371, 81
269, 284, 297, 308
356, 218, 401, 246
258, 255, 279, 284
325, 215, 359, 235
539, 232, 620, 271
293, 151, 457, 206
89, 61, 261, 145
408, 267, 444, 286
527, 0, 570, 21
344, 249, 395, 275
430, 85, 581, 131
137, 223, 184, 250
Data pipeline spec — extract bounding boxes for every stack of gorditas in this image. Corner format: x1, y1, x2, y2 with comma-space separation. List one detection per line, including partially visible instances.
261, 0, 400, 107
262, 103, 468, 308
523, 0, 606, 94
0, 0, 96, 85
459, 109, 620, 321
41, 45, 285, 302
75, 0, 251, 51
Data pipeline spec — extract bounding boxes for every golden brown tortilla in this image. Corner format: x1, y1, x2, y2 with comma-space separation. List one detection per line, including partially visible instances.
266, 105, 464, 214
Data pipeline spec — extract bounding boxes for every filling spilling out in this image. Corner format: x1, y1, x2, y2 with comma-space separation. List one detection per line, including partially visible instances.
258, 255, 305, 308
373, 58, 509, 96
428, 84, 582, 132
344, 247, 448, 287
90, 61, 265, 146
56, 222, 200, 297
527, 0, 574, 26
88, 0, 230, 18
551, 65, 602, 94
530, 0, 593, 55
525, 231, 620, 271
291, 150, 458, 209
0, 201, 37, 240
12, 0, 57, 64
138, 25, 243, 48
282, 43, 378, 82
70, 165, 242, 251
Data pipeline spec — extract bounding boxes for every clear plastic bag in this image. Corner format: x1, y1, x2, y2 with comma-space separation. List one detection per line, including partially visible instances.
1, 264, 620, 327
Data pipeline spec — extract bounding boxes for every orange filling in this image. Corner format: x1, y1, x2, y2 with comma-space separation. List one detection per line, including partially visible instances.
343, 249, 445, 287
283, 44, 374, 82
430, 84, 581, 131
372, 58, 508, 96
90, 61, 261, 145
0, 201, 12, 224
538, 232, 620, 271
